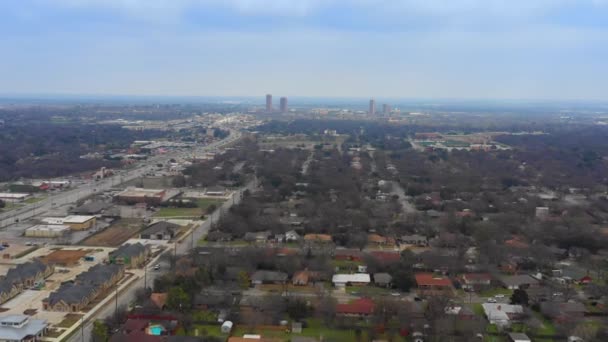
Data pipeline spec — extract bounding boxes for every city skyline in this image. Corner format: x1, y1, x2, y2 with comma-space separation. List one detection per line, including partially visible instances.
1, 1, 608, 100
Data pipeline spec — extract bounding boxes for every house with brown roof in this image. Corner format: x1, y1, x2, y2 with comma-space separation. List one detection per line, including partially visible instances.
150, 293, 168, 310
461, 273, 493, 291
367, 234, 396, 246
303, 234, 332, 243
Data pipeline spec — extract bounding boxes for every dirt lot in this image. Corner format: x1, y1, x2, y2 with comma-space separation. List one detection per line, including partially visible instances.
41, 249, 92, 266
81, 219, 143, 247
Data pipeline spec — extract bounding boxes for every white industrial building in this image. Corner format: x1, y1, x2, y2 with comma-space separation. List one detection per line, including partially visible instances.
0, 193, 30, 203
332, 273, 371, 287
25, 225, 71, 238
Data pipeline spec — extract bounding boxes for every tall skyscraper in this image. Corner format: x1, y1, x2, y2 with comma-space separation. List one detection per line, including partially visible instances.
266, 94, 273, 112
383, 104, 391, 115
369, 98, 376, 116
280, 97, 288, 113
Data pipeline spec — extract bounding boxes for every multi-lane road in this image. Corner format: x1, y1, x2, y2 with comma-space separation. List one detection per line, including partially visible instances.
69, 176, 258, 342
0, 130, 242, 229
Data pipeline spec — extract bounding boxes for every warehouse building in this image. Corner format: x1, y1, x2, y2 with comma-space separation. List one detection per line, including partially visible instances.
25, 225, 70, 238
40, 215, 96, 230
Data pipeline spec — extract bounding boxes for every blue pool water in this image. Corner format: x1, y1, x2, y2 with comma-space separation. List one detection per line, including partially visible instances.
149, 326, 164, 336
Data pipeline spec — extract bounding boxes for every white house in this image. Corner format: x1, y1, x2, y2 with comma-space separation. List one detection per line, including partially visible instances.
482, 303, 524, 328
332, 274, 371, 287
285, 230, 301, 242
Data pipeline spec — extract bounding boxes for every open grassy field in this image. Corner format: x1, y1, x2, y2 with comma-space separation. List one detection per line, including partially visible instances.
155, 198, 224, 218
81, 219, 143, 246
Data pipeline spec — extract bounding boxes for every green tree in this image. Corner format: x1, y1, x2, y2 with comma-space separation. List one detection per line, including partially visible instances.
91, 320, 109, 342
167, 286, 191, 311
510, 289, 529, 306
238, 271, 250, 289
391, 269, 415, 292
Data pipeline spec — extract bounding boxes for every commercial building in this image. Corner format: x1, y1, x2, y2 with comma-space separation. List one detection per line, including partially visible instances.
0, 193, 30, 203
115, 187, 178, 206
280, 97, 288, 113
265, 94, 272, 112
0, 315, 48, 342
40, 215, 96, 230
25, 225, 70, 238
383, 104, 391, 115
369, 98, 376, 116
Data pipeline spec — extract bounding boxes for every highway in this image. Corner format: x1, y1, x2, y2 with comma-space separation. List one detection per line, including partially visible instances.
0, 130, 241, 229
65, 134, 253, 342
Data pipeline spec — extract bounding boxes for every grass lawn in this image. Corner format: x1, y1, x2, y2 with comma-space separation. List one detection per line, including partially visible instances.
231, 319, 379, 342
484, 324, 506, 342
56, 314, 83, 328
471, 303, 485, 317
532, 311, 557, 335
479, 287, 513, 298
346, 285, 393, 296
332, 259, 363, 271
175, 324, 224, 338
24, 196, 46, 204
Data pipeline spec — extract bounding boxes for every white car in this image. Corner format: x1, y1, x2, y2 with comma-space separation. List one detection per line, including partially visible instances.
486, 298, 497, 303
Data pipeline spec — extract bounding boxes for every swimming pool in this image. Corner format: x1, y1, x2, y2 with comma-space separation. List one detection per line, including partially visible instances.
148, 325, 164, 336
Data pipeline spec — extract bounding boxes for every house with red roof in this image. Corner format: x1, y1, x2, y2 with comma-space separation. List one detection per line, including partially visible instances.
369, 251, 400, 264
336, 298, 375, 317
415, 273, 453, 295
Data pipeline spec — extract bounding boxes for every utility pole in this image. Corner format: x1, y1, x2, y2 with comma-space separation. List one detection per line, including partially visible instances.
81, 316, 84, 342
115, 287, 118, 316
144, 264, 147, 289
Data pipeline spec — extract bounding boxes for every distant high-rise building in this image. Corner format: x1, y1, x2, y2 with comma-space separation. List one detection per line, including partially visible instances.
383, 104, 391, 115
266, 94, 273, 112
280, 97, 288, 113
369, 99, 376, 116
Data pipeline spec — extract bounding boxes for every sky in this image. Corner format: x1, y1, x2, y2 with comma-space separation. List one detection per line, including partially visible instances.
1, 0, 608, 100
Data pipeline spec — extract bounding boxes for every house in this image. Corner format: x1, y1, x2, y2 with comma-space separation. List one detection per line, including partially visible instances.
0, 260, 54, 304
415, 273, 453, 294
205, 231, 233, 242
205, 186, 227, 196
0, 315, 48, 342
250, 271, 288, 285
369, 251, 400, 264
140, 221, 180, 240
499, 275, 539, 290
508, 332, 532, 342
400, 234, 429, 247
540, 302, 586, 323
373, 273, 392, 288
109, 243, 149, 268
244, 231, 272, 243
481, 303, 524, 327
303, 234, 332, 243
367, 234, 396, 246
150, 293, 168, 310
332, 274, 371, 287
284, 230, 301, 242
43, 283, 97, 312
461, 273, 493, 291
292, 270, 311, 286
336, 298, 375, 317
333, 249, 364, 262
44, 264, 124, 312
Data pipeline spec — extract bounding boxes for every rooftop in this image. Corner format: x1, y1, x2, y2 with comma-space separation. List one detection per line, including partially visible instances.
0, 315, 47, 341
415, 273, 453, 287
